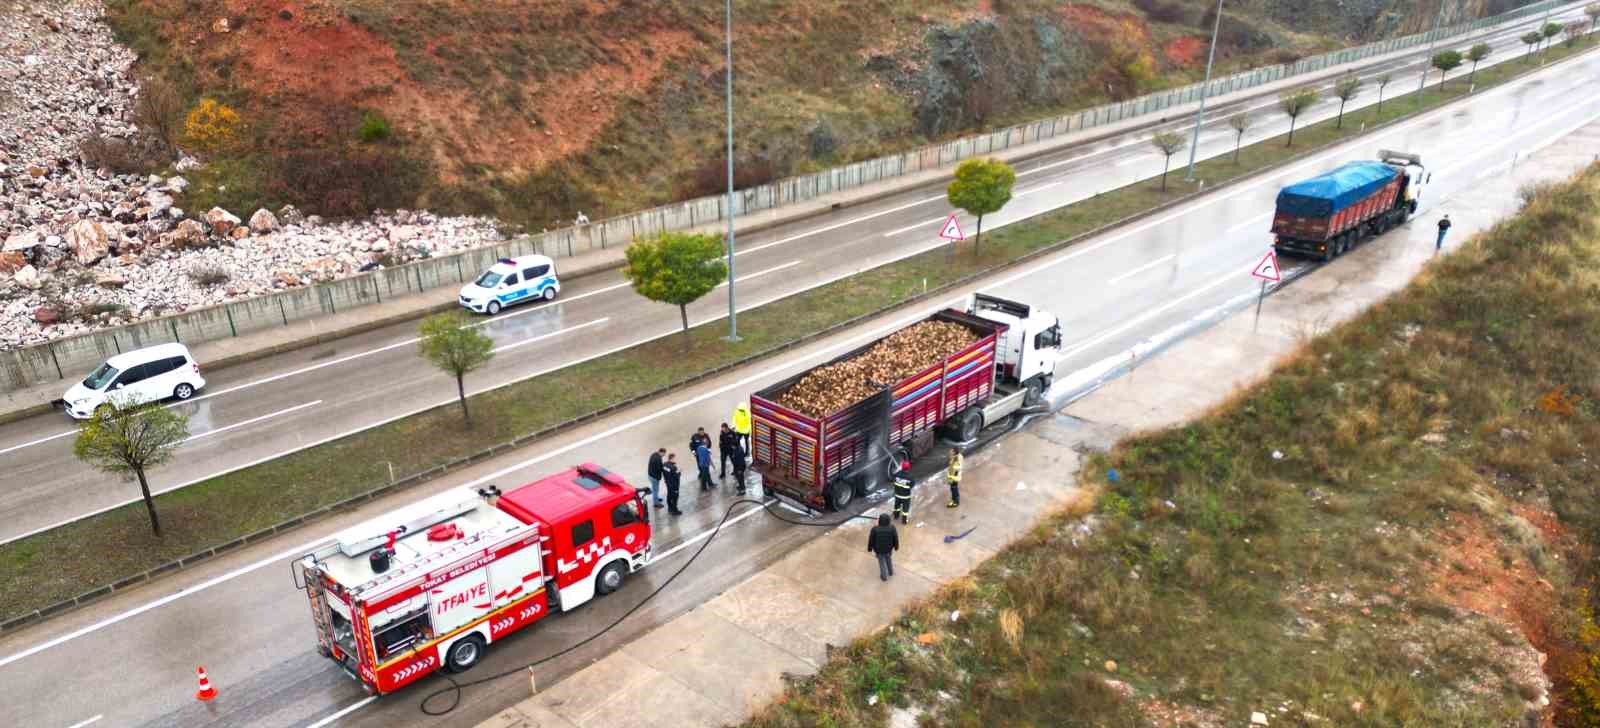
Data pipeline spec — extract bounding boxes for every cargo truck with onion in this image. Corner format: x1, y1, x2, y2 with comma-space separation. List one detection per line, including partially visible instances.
1272, 150, 1427, 261
748, 294, 1062, 511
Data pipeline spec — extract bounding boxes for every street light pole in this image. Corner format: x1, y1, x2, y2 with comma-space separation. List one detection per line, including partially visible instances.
1418, 0, 1449, 96
1183, 0, 1225, 182
722, 0, 739, 341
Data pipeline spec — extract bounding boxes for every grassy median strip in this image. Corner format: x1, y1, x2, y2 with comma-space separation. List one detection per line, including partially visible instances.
742, 163, 1600, 726
3, 37, 1595, 623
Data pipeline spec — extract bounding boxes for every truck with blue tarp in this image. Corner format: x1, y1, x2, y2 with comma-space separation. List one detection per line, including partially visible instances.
1272, 150, 1427, 261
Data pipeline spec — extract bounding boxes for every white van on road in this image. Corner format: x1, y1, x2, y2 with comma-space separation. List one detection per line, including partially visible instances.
458, 255, 561, 315
63, 343, 206, 419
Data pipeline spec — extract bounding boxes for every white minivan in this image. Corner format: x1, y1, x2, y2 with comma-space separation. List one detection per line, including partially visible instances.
63, 343, 206, 419
458, 255, 561, 315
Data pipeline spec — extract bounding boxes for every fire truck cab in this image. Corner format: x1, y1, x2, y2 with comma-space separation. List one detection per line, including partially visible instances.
294, 464, 651, 695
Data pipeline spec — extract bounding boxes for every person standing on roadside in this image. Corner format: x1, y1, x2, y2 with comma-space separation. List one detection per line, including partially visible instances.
662, 453, 683, 516
731, 440, 749, 496
732, 404, 751, 455
718, 423, 739, 479
867, 513, 899, 581
694, 439, 714, 491
946, 448, 963, 508
892, 454, 913, 525
646, 448, 666, 508
1436, 214, 1452, 251
690, 427, 711, 457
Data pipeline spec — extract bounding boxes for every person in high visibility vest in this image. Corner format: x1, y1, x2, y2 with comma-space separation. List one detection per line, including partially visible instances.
946, 448, 963, 508
892, 455, 913, 525
732, 403, 751, 456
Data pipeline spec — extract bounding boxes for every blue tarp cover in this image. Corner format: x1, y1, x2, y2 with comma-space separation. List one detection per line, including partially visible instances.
1276, 161, 1398, 218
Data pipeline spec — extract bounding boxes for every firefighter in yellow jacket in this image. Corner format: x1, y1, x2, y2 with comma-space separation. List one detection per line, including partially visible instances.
946, 448, 963, 508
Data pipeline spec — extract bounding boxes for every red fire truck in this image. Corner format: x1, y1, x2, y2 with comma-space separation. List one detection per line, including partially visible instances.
293, 464, 652, 694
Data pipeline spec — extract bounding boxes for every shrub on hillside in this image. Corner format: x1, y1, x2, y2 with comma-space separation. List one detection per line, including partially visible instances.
184, 98, 242, 153
357, 112, 392, 143
187, 265, 230, 286
1133, 0, 1192, 25
676, 154, 782, 201
78, 131, 167, 174
267, 143, 428, 218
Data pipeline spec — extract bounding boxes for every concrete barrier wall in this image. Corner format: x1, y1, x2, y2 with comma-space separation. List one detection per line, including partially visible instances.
0, 0, 1566, 392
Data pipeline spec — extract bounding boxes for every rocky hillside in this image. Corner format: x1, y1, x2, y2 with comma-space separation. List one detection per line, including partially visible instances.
101, 0, 1540, 232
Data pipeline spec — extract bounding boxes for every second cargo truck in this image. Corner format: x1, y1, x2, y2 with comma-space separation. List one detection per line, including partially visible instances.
1272, 150, 1427, 261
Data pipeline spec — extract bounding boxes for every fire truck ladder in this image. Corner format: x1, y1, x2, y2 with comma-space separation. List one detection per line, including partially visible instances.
301, 566, 334, 655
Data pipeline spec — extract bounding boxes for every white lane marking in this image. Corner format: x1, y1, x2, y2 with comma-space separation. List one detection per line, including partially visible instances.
1114, 155, 1145, 168
0, 428, 79, 456
1107, 255, 1176, 285
182, 401, 323, 444
461, 280, 632, 329
303, 696, 377, 728
63, 715, 103, 728
1226, 213, 1273, 236
3, 41, 1592, 668
737, 194, 947, 256
1056, 269, 1241, 362
1016, 181, 1063, 197
882, 214, 957, 238
652, 504, 771, 564
716, 260, 802, 288
491, 317, 611, 354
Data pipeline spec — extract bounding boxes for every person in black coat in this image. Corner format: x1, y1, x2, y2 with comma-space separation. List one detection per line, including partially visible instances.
718, 424, 740, 478
867, 513, 899, 581
646, 448, 666, 508
662, 453, 684, 516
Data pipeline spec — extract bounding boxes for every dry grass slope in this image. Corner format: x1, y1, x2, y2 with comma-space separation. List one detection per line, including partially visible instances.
742, 165, 1600, 727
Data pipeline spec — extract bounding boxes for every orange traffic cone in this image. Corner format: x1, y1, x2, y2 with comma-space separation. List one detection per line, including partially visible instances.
195, 666, 218, 701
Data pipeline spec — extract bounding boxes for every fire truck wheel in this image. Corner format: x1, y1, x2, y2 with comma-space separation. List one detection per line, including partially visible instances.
445, 635, 486, 673
596, 561, 627, 595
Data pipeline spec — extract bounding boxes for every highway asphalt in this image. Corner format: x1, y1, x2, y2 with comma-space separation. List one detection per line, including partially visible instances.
0, 5, 1588, 545
1, 31, 1597, 728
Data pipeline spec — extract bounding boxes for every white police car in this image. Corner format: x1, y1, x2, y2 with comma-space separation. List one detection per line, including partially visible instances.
458, 255, 561, 315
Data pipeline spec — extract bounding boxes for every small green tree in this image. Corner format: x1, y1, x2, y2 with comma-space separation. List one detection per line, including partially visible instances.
1332, 75, 1362, 129
418, 312, 496, 427
1149, 131, 1186, 192
622, 232, 728, 334
1567, 20, 1588, 48
1465, 43, 1492, 88
946, 158, 1016, 254
74, 402, 191, 536
1522, 30, 1544, 62
1227, 113, 1251, 163
358, 112, 392, 143
1277, 87, 1319, 148
1542, 21, 1564, 57
1374, 72, 1393, 117
1431, 50, 1463, 92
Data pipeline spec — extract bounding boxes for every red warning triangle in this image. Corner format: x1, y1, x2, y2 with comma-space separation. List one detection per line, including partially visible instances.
1250, 250, 1281, 282
939, 214, 965, 241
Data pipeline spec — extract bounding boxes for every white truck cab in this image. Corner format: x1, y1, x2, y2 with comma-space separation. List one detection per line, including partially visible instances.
458, 255, 560, 315
1379, 149, 1427, 214
967, 293, 1062, 393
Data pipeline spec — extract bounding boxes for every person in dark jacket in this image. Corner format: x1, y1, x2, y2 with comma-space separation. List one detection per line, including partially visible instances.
1436, 214, 1452, 250
731, 440, 748, 495
690, 427, 712, 455
646, 448, 666, 508
662, 453, 684, 515
694, 440, 714, 491
718, 423, 740, 478
867, 514, 899, 581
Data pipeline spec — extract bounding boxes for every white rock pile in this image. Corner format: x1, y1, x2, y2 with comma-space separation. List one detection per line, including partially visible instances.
0, 1, 509, 350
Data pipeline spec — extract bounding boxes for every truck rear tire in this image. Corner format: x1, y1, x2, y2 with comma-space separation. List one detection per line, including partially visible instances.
445, 635, 486, 673
827, 479, 854, 511
955, 409, 983, 442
